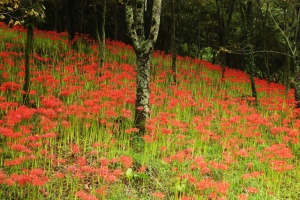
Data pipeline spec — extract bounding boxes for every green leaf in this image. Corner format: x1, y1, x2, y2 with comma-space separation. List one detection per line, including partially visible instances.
125, 168, 134, 179
14, 20, 21, 26
174, 179, 187, 193
137, 173, 149, 179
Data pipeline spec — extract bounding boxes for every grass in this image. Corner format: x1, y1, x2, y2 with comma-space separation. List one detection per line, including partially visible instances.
0, 22, 299, 199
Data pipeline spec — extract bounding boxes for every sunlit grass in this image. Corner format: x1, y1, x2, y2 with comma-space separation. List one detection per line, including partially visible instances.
0, 22, 299, 199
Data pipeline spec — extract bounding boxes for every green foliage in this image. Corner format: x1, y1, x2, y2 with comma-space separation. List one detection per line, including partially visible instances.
0, 0, 46, 27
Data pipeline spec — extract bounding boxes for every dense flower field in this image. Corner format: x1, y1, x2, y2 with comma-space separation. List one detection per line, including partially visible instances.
0, 22, 299, 199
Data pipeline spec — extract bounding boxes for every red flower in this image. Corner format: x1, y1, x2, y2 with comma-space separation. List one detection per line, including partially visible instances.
71, 144, 81, 154
120, 155, 133, 168
151, 192, 165, 199
246, 187, 258, 194
0, 81, 21, 91
75, 191, 99, 200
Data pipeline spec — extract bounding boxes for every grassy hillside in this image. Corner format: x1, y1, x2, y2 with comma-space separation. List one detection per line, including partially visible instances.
0, 22, 299, 199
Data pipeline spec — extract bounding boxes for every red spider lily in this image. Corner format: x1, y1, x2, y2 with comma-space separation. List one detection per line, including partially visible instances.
10, 144, 32, 154
96, 186, 108, 196
81, 166, 96, 174
269, 160, 294, 172
41, 95, 63, 108
4, 155, 36, 166
238, 194, 248, 200
208, 161, 228, 171
71, 144, 81, 154
245, 187, 258, 194
0, 52, 9, 58
151, 192, 165, 199
264, 144, 294, 159
74, 172, 84, 179
179, 195, 196, 200
9, 169, 48, 186
75, 191, 99, 200
238, 149, 249, 157
0, 170, 6, 182
0, 127, 22, 138
2, 178, 15, 186
112, 169, 123, 178
125, 127, 139, 134
40, 132, 57, 139
77, 156, 86, 166
54, 172, 65, 179
196, 178, 215, 191
121, 109, 132, 118
161, 127, 173, 135
2, 72, 9, 79
242, 171, 263, 179
120, 155, 133, 168
103, 174, 117, 183
143, 134, 155, 143
99, 157, 110, 166
97, 166, 109, 178
0, 81, 21, 91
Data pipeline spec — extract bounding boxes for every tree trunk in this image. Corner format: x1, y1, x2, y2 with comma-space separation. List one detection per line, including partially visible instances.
125, 0, 162, 134
67, 0, 76, 42
261, 1, 270, 84
294, 59, 300, 108
23, 25, 34, 106
216, 0, 236, 80
135, 53, 151, 133
284, 52, 290, 97
244, 0, 257, 102
113, 7, 118, 40
220, 50, 226, 79
171, 0, 177, 83
93, 0, 105, 71
100, 0, 106, 68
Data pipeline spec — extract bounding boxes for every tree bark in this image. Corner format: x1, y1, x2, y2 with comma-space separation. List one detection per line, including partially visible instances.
284, 48, 290, 97
100, 0, 106, 68
261, 1, 271, 84
294, 59, 300, 108
171, 0, 177, 83
216, 0, 236, 80
113, 6, 118, 40
23, 25, 34, 106
244, 0, 257, 102
67, 0, 76, 41
93, 0, 106, 71
125, 0, 162, 134
135, 53, 151, 133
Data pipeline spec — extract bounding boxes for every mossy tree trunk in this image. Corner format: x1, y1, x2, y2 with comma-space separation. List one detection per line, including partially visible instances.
23, 25, 34, 106
125, 0, 162, 134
